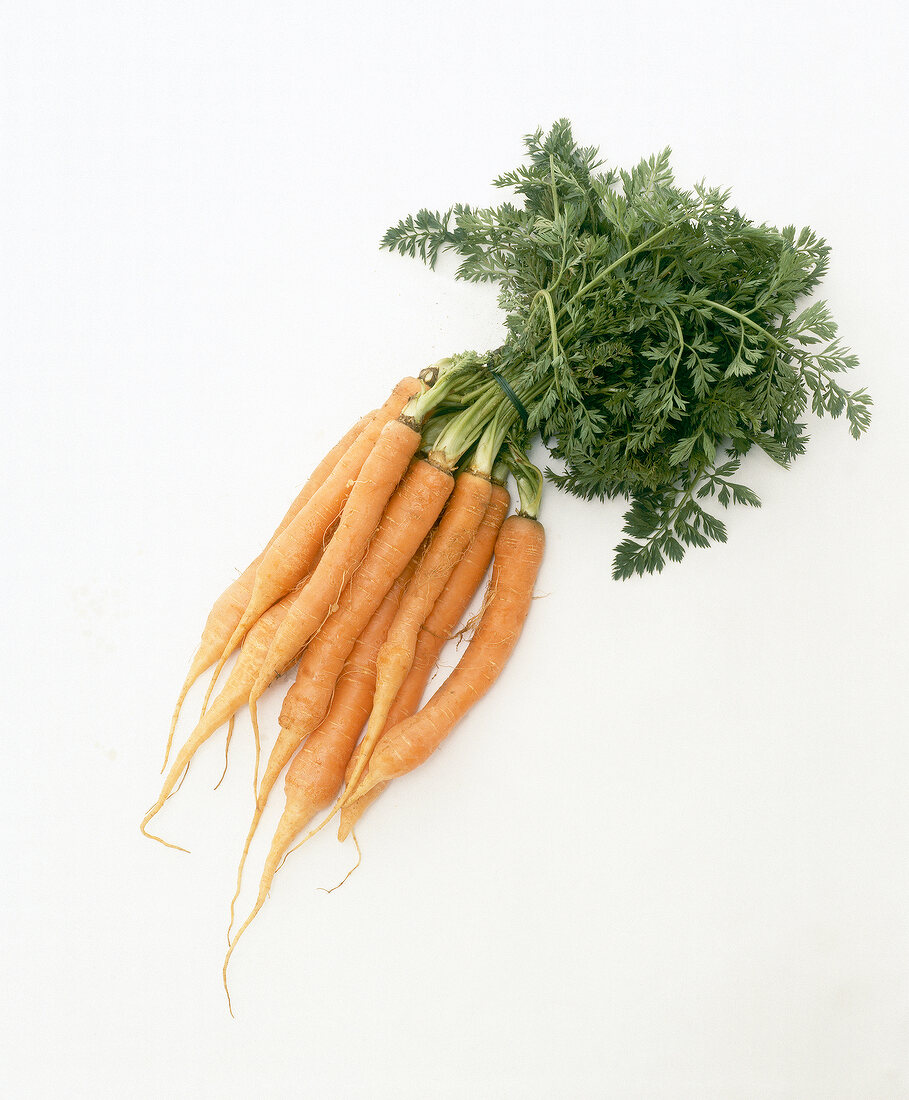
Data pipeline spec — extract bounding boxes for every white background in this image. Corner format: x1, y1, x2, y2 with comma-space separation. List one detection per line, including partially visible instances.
2, 2, 907, 1097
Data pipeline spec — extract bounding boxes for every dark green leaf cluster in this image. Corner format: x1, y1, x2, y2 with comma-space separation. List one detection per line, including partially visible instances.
383, 121, 871, 577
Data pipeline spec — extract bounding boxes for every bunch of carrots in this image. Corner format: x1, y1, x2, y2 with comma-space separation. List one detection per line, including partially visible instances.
144, 121, 870, 1008
143, 364, 546, 1006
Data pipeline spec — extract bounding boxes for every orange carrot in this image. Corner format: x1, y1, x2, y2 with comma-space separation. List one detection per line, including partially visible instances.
227, 458, 453, 905
141, 588, 300, 850
337, 480, 511, 838
161, 410, 373, 770
224, 559, 415, 961
334, 672, 423, 841
200, 376, 422, 715
350, 514, 545, 800
345, 470, 492, 802
246, 417, 423, 743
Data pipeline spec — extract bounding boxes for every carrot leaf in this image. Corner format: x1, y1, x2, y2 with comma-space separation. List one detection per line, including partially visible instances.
383, 120, 872, 575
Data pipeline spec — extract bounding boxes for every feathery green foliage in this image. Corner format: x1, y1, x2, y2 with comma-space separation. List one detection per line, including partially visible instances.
383, 121, 871, 577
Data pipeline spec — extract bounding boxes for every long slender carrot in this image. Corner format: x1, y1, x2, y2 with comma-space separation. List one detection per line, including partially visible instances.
224, 559, 415, 961
230, 458, 454, 901
142, 588, 300, 849
161, 410, 374, 771
245, 417, 423, 744
200, 376, 422, 716
345, 470, 492, 802
349, 514, 545, 801
334, 675, 421, 842
338, 480, 511, 838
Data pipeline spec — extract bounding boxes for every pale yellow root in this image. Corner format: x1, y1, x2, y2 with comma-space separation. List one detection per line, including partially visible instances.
161, 663, 198, 773
250, 698, 261, 798
171, 760, 191, 796
337, 782, 387, 841
273, 801, 340, 868
139, 814, 190, 854
213, 714, 235, 791
319, 832, 363, 893
198, 652, 226, 719
227, 812, 262, 943
224, 800, 321, 1010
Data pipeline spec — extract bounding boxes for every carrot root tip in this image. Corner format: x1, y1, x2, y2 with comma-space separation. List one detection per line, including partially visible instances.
139, 821, 190, 855
318, 832, 362, 894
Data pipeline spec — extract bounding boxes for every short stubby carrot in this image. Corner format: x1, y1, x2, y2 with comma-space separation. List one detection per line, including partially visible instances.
338, 480, 510, 837
225, 560, 415, 959
245, 417, 423, 739
350, 514, 545, 800
201, 376, 422, 710
161, 410, 373, 771
142, 588, 300, 849
233, 458, 454, 889
345, 470, 492, 801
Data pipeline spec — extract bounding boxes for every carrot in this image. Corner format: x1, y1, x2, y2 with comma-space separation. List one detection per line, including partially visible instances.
344, 470, 492, 803
245, 417, 423, 744
224, 560, 415, 967
142, 587, 300, 850
338, 480, 511, 838
229, 458, 454, 905
199, 376, 422, 716
161, 410, 374, 771
349, 514, 545, 801
337, 783, 385, 841
334, 670, 427, 841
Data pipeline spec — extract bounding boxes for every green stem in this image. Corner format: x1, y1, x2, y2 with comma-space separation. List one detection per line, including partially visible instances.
565, 224, 676, 311
418, 409, 460, 454
491, 456, 510, 485
405, 356, 482, 424
504, 445, 544, 519
666, 306, 685, 379
532, 289, 562, 361
700, 300, 785, 351
549, 153, 560, 220
429, 381, 503, 469
470, 404, 513, 476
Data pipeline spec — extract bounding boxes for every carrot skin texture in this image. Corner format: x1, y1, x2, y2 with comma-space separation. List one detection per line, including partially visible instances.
248, 418, 422, 701
247, 459, 454, 853
337, 784, 386, 840
208, 377, 422, 690
353, 514, 545, 795
142, 589, 298, 840
365, 472, 492, 745
162, 410, 372, 769
279, 556, 417, 829
225, 561, 415, 943
342, 473, 499, 808
276, 460, 454, 736
337, 481, 511, 838
335, 685, 416, 840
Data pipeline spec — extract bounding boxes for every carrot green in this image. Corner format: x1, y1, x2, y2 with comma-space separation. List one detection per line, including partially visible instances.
382, 119, 871, 576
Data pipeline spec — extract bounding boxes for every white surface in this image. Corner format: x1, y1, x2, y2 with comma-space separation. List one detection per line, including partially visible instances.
2, 2, 907, 1097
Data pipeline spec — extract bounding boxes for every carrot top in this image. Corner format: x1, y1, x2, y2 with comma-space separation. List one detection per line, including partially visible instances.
382, 119, 872, 577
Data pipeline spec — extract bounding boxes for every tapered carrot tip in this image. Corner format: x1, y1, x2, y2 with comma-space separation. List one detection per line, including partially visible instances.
223, 891, 262, 1015
140, 764, 194, 852
337, 783, 385, 841
222, 950, 238, 1018
320, 833, 362, 892
139, 814, 190, 854
161, 681, 190, 773
347, 771, 381, 804
224, 815, 300, 1011
222, 896, 263, 1015
226, 807, 265, 944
